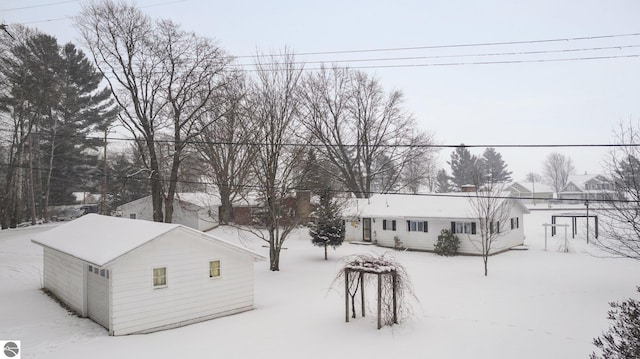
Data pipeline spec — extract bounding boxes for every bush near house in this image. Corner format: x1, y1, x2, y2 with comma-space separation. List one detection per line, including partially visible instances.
434, 229, 460, 256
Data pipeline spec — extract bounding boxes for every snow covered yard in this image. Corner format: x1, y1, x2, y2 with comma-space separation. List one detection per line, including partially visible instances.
1, 210, 638, 358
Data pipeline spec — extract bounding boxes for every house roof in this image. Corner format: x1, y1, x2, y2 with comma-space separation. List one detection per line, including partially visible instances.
343, 193, 529, 219
507, 181, 554, 194
117, 192, 261, 210
31, 214, 265, 267
560, 174, 613, 193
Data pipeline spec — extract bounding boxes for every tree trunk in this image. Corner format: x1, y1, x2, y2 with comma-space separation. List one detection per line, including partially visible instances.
219, 185, 232, 225
28, 134, 37, 224
324, 244, 328, 260
269, 228, 280, 271
101, 129, 108, 214
147, 140, 164, 223
44, 116, 57, 223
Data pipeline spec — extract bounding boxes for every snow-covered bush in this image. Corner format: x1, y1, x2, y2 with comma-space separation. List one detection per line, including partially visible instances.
434, 229, 459, 256
591, 287, 640, 359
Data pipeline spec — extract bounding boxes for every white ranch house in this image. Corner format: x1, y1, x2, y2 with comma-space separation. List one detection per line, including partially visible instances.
344, 194, 530, 255
32, 214, 264, 336
116, 193, 222, 231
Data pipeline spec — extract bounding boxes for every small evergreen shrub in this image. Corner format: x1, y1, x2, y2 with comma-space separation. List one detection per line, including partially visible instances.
591, 287, 640, 359
434, 229, 459, 256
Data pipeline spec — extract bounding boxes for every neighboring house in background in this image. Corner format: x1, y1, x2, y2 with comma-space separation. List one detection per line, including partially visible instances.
558, 174, 616, 202
505, 181, 554, 204
116, 193, 221, 231
116, 191, 313, 229
343, 193, 530, 255
31, 214, 265, 336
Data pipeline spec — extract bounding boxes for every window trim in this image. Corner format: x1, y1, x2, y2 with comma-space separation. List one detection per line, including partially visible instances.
152, 267, 167, 289
209, 260, 221, 279
406, 220, 428, 233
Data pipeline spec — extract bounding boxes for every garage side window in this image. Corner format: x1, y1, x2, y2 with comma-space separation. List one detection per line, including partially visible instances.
153, 267, 167, 287
209, 260, 221, 278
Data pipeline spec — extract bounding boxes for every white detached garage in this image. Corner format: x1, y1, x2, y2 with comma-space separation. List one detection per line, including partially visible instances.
32, 214, 264, 336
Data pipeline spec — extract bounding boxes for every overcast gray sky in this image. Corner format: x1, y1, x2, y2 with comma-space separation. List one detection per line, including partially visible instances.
3, 0, 640, 181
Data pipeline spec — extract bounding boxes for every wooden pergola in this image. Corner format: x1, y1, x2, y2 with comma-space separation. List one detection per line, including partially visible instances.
344, 265, 398, 329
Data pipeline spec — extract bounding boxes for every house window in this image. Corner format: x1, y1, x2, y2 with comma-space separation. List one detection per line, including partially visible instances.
209, 260, 221, 278
382, 219, 397, 231
129, 213, 136, 219
153, 267, 167, 287
88, 265, 93, 273
490, 221, 501, 234
510, 217, 520, 230
451, 221, 476, 235
407, 220, 428, 232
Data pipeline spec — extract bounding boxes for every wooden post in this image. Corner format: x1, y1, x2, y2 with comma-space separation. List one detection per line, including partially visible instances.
377, 273, 382, 330
360, 272, 365, 317
392, 271, 398, 324
345, 269, 349, 323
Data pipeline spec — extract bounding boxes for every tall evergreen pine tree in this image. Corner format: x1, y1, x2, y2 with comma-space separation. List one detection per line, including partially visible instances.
309, 188, 345, 260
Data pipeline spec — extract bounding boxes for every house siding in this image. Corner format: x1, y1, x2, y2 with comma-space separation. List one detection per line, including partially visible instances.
109, 228, 254, 335
345, 202, 526, 255
42, 247, 86, 316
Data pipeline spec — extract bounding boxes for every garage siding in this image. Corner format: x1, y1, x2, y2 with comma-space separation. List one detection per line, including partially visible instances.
42, 247, 86, 316
87, 267, 110, 328
109, 228, 255, 335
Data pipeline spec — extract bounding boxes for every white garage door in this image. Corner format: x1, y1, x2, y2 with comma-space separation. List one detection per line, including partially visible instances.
87, 266, 109, 329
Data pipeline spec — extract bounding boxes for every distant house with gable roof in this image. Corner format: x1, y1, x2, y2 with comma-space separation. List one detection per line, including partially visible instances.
558, 174, 616, 202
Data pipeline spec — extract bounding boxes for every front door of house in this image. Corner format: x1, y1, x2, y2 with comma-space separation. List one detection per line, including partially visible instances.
362, 218, 372, 242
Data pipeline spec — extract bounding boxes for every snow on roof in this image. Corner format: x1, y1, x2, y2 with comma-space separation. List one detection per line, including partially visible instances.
343, 193, 529, 219
31, 214, 264, 267
508, 181, 554, 193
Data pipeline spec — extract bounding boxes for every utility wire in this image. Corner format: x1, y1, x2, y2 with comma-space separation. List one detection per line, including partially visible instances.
235, 32, 640, 58
0, 128, 636, 148
0, 0, 79, 12
0, 161, 632, 204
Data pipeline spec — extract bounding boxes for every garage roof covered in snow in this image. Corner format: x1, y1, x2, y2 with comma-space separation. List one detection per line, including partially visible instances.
31, 214, 264, 267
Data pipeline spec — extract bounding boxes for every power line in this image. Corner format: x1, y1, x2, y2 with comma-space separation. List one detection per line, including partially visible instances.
0, 128, 637, 149
235, 32, 640, 58
231, 44, 640, 67
0, 160, 632, 204
0, 0, 79, 12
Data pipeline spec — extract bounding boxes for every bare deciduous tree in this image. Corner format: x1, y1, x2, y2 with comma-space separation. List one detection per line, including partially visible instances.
467, 182, 512, 276
195, 72, 257, 224
301, 65, 434, 198
77, 1, 230, 223
543, 152, 575, 193
597, 121, 640, 260
246, 50, 305, 271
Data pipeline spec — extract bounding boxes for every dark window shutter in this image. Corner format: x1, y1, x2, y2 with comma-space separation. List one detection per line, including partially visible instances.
383, 220, 387, 230
407, 220, 411, 231
451, 222, 456, 234
392, 220, 396, 231
471, 222, 477, 235
490, 221, 494, 234
423, 221, 428, 232
517, 217, 519, 228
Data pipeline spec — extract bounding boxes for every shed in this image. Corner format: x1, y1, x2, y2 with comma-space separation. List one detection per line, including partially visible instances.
343, 193, 530, 255
31, 214, 265, 336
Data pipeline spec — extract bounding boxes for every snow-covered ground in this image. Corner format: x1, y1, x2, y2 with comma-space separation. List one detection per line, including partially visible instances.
1, 210, 638, 358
